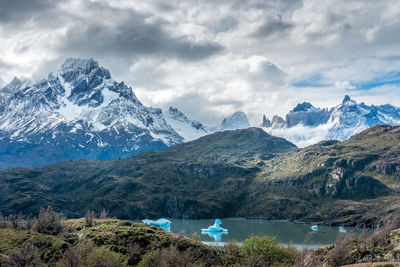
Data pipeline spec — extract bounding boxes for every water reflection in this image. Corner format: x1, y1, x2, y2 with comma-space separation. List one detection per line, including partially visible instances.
201, 231, 228, 242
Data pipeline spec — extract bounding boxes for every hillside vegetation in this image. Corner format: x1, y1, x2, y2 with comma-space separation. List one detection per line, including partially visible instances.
0, 210, 298, 267
0, 126, 399, 226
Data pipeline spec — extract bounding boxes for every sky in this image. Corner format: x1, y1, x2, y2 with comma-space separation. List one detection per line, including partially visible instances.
1, 0, 400, 127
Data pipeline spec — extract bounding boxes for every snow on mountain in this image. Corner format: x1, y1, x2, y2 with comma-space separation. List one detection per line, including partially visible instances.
262, 95, 400, 147
0, 58, 185, 169
286, 102, 329, 128
219, 111, 250, 131
164, 107, 209, 141
270, 115, 286, 129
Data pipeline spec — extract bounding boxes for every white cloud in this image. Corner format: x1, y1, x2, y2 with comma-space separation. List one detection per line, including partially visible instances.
266, 122, 335, 148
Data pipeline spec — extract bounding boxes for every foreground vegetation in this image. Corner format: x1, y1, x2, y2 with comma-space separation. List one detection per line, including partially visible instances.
3, 209, 400, 266
0, 208, 299, 266
301, 220, 400, 266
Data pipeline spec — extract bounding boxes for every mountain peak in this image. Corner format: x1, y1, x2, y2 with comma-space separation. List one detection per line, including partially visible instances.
2, 77, 31, 93
220, 111, 250, 131
291, 102, 318, 113
61, 58, 99, 73
271, 115, 286, 128
168, 106, 187, 119
343, 95, 352, 103
164, 106, 209, 142
260, 114, 271, 127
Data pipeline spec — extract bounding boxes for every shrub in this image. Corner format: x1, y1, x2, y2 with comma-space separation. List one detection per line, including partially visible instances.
85, 210, 95, 227
35, 207, 64, 235
138, 246, 185, 267
0, 212, 7, 228
221, 241, 244, 265
99, 209, 108, 219
59, 240, 124, 267
85, 246, 125, 267
8, 213, 24, 229
246, 255, 266, 267
368, 220, 398, 246
1, 243, 43, 267
191, 232, 200, 241
242, 235, 299, 266
127, 243, 142, 266
325, 233, 354, 267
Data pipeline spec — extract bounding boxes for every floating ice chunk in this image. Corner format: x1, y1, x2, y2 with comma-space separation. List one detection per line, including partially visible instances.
202, 219, 228, 233
201, 219, 228, 242
311, 225, 318, 231
339, 226, 347, 233
142, 218, 171, 232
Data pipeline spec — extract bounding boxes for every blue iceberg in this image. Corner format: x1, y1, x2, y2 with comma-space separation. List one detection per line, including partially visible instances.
142, 218, 171, 232
201, 219, 228, 242
201, 219, 228, 233
311, 225, 318, 231
339, 226, 347, 233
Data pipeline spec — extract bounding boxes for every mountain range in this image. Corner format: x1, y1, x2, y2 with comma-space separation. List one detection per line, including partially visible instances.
0, 58, 210, 169
1, 57, 399, 169
261, 95, 400, 147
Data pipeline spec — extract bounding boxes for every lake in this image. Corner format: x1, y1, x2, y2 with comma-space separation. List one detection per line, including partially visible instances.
165, 218, 356, 248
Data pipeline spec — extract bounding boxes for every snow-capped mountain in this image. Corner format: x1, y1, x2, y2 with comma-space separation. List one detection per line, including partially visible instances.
285, 102, 329, 128
164, 107, 209, 141
0, 58, 187, 169
219, 111, 250, 131
262, 95, 400, 147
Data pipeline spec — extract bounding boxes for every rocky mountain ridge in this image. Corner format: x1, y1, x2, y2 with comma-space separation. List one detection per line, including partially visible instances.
262, 95, 400, 146
0, 58, 205, 169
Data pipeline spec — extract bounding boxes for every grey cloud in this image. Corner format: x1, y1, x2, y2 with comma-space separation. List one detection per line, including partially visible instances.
251, 15, 293, 38
213, 16, 239, 33
248, 60, 287, 87
0, 0, 65, 24
0, 59, 10, 69
58, 3, 224, 62
205, 0, 302, 11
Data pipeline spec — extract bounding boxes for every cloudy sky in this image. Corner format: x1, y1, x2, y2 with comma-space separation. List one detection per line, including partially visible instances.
1, 0, 400, 126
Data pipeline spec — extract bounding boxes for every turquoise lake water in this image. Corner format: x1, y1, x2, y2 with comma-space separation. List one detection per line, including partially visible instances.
164, 218, 358, 248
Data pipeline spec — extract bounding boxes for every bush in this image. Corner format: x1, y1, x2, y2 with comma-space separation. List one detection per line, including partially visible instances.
1, 243, 43, 267
0, 212, 7, 228
8, 213, 24, 229
59, 240, 124, 267
127, 243, 141, 266
242, 235, 299, 266
221, 241, 244, 265
368, 220, 398, 246
85, 210, 95, 227
246, 255, 266, 267
325, 233, 354, 267
35, 207, 64, 235
99, 209, 108, 219
86, 246, 125, 267
138, 246, 185, 267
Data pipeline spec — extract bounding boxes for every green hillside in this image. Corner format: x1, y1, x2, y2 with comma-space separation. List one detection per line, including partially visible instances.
0, 126, 399, 226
